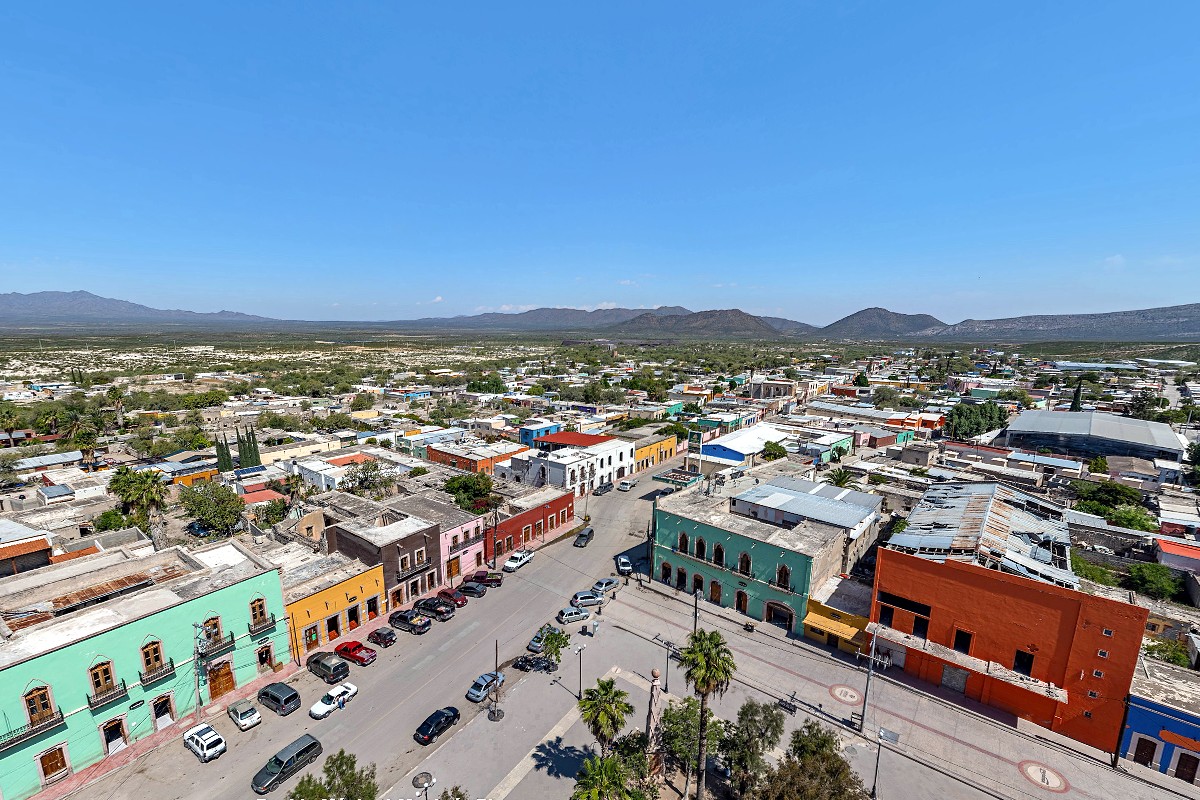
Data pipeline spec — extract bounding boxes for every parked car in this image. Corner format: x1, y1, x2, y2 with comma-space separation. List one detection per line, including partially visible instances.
558, 606, 591, 625
184, 723, 226, 763
306, 652, 350, 684
257, 682, 302, 716
503, 549, 534, 572
618, 478, 638, 491
437, 588, 468, 607
592, 577, 620, 595
414, 706, 460, 745
334, 641, 377, 666
415, 597, 456, 621
367, 627, 397, 648
228, 699, 262, 731
458, 581, 488, 598
389, 609, 432, 634
594, 482, 614, 495
466, 671, 505, 702
470, 570, 504, 587
615, 555, 633, 576
573, 527, 595, 547
309, 683, 359, 719
658, 487, 675, 497
527, 623, 561, 653
252, 734, 322, 794
571, 590, 605, 608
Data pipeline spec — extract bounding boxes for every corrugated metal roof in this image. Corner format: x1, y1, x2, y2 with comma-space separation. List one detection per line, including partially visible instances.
1007, 411, 1185, 455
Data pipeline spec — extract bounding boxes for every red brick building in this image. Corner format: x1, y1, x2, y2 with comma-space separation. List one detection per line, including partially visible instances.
482, 488, 576, 563
872, 482, 1147, 753
426, 440, 529, 475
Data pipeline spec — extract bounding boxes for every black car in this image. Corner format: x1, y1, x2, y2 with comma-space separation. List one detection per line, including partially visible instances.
469, 570, 504, 587
389, 609, 432, 635
593, 482, 614, 495
366, 627, 397, 648
458, 581, 487, 598
414, 706, 460, 745
415, 598, 455, 622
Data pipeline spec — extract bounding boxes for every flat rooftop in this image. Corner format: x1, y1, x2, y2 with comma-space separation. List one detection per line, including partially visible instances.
0, 541, 273, 669
657, 484, 845, 558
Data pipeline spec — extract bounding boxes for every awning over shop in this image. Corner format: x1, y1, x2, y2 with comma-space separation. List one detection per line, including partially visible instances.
802, 612, 862, 642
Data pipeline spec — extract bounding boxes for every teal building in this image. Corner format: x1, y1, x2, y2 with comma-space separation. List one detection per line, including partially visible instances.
652, 472, 881, 634
0, 541, 288, 800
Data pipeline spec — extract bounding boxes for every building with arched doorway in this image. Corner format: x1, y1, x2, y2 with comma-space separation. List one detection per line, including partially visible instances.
651, 467, 874, 637
0, 540, 288, 800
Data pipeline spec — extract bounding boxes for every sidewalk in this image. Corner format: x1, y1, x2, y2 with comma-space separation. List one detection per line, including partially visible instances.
43, 661, 300, 800
616, 579, 1200, 800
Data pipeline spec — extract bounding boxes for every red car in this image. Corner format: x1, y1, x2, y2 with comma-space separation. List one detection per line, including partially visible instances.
470, 570, 504, 587
334, 641, 377, 666
438, 588, 468, 608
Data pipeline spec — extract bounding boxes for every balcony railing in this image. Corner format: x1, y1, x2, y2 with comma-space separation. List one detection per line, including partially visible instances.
198, 632, 235, 658
450, 535, 486, 554
0, 709, 65, 752
768, 579, 797, 594
140, 658, 175, 685
396, 562, 430, 584
88, 679, 128, 710
248, 613, 277, 635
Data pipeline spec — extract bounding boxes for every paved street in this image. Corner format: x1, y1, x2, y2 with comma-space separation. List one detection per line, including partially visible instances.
68, 466, 1200, 800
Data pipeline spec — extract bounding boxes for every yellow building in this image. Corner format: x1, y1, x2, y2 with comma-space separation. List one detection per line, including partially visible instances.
276, 547, 386, 661
633, 433, 676, 473
802, 596, 869, 655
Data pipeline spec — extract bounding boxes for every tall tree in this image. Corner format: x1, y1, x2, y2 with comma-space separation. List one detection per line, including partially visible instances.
822, 467, 856, 488
1069, 379, 1083, 412
125, 470, 168, 535
0, 403, 19, 447
570, 755, 631, 800
578, 678, 635, 756
105, 386, 127, 429
215, 435, 234, 472
235, 427, 248, 466
287, 749, 377, 800
720, 699, 785, 799
679, 628, 737, 800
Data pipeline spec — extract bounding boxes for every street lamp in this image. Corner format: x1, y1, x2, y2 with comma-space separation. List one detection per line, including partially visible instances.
693, 588, 703, 633
575, 644, 587, 699
412, 772, 436, 800
871, 728, 899, 799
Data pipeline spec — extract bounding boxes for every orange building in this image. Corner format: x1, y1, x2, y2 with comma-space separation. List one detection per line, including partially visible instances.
871, 482, 1147, 754
426, 440, 529, 475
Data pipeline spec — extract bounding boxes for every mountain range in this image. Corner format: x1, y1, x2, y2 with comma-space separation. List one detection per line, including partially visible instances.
3, 291, 1200, 341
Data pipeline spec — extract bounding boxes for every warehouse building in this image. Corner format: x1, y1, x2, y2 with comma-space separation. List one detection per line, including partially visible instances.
1003, 410, 1187, 463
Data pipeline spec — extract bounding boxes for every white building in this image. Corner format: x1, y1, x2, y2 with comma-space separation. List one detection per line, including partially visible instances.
494, 439, 636, 496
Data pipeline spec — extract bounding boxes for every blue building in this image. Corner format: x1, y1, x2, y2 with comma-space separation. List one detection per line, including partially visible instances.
1121, 657, 1200, 785
519, 419, 561, 449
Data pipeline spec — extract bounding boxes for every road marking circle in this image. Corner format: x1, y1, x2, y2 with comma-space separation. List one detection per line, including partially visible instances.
829, 684, 861, 705
1017, 761, 1069, 793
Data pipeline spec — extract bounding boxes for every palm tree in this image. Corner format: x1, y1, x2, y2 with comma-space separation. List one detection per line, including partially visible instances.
0, 403, 19, 448
679, 628, 737, 800
578, 678, 634, 756
59, 411, 94, 444
823, 467, 856, 488
105, 386, 127, 429
107, 465, 141, 511
570, 755, 631, 800
126, 470, 167, 520
38, 409, 60, 435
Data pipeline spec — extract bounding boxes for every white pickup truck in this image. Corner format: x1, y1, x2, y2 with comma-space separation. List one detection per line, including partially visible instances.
618, 478, 638, 492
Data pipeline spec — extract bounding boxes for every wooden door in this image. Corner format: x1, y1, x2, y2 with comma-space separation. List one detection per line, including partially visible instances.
447, 557, 460, 580
1133, 737, 1156, 767
1177, 752, 1199, 784
208, 662, 235, 701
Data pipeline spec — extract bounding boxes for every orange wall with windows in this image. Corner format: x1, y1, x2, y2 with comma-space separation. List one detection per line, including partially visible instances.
285, 564, 386, 661
871, 548, 1146, 753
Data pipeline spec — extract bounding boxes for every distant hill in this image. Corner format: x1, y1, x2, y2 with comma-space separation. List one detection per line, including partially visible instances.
760, 316, 819, 334
404, 305, 692, 331
919, 303, 1200, 341
819, 307, 947, 339
0, 290, 274, 328
608, 309, 783, 338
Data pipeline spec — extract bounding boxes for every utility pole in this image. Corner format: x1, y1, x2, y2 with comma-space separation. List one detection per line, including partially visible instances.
871, 727, 900, 799
575, 644, 586, 700
858, 634, 877, 732
693, 589, 702, 633
192, 622, 204, 720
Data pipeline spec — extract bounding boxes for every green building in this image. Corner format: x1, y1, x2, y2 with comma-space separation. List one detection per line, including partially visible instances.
653, 471, 882, 634
0, 541, 288, 800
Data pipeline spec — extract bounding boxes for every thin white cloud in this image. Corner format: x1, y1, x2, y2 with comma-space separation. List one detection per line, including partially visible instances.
431, 295, 444, 303
1102, 254, 1125, 268
618, 279, 636, 286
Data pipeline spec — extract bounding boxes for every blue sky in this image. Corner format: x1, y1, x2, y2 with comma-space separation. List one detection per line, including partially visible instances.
2, 3, 1198, 324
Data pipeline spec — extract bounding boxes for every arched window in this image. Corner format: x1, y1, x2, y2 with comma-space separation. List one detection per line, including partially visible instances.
692, 573, 704, 595
776, 564, 791, 590
713, 544, 725, 567
678, 532, 689, 553
738, 552, 752, 576
89, 661, 115, 695
695, 538, 707, 561
661, 561, 672, 583
141, 641, 165, 674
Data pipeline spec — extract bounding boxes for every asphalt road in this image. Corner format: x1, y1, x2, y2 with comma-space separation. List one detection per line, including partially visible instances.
74, 472, 658, 800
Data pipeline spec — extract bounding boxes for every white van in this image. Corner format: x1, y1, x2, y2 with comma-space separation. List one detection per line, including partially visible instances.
618, 479, 638, 492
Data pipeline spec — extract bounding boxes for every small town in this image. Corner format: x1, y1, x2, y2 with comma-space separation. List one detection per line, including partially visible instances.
3, 5, 1199, 800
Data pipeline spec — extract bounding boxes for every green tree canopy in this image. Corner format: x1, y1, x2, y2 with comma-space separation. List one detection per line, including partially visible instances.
579, 678, 635, 756
179, 481, 244, 536
287, 749, 377, 800
350, 393, 375, 411
1128, 563, 1182, 600
720, 699, 786, 799
760, 441, 787, 461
